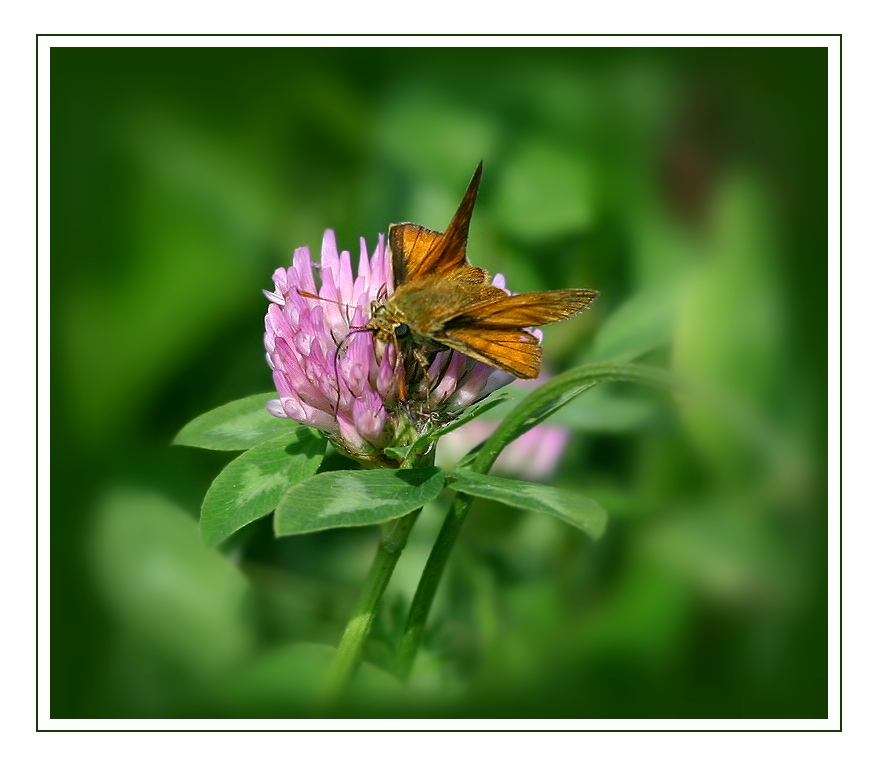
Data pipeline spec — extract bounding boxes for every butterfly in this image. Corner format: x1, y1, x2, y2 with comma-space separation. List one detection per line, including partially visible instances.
366, 162, 599, 382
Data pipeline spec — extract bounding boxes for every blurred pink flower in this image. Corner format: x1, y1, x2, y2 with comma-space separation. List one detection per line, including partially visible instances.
263, 230, 514, 464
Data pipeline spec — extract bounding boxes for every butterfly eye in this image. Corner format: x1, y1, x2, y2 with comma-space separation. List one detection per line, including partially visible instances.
394, 323, 411, 339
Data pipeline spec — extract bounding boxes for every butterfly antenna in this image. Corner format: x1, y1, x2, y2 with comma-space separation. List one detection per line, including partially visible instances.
296, 288, 357, 314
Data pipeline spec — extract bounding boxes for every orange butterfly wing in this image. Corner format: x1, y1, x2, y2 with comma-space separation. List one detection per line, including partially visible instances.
389, 162, 487, 286
444, 289, 600, 328
388, 223, 443, 286
433, 289, 598, 378
439, 326, 543, 379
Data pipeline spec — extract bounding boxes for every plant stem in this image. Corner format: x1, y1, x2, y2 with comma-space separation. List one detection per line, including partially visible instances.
396, 491, 474, 679
322, 449, 433, 702
322, 508, 422, 701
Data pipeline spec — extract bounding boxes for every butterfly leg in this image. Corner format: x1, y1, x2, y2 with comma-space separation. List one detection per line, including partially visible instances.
411, 346, 436, 400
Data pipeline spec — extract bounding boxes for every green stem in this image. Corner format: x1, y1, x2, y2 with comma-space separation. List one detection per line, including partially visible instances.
396, 362, 670, 679
322, 449, 433, 702
396, 491, 474, 679
323, 508, 421, 700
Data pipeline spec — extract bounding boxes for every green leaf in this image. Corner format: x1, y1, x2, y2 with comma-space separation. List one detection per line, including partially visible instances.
471, 362, 674, 475
447, 469, 607, 539
274, 468, 446, 537
477, 386, 659, 434
548, 389, 659, 432
200, 429, 327, 545
173, 392, 305, 451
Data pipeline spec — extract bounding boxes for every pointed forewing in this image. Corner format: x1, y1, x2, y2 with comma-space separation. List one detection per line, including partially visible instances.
445, 289, 599, 329
439, 326, 543, 379
389, 162, 484, 286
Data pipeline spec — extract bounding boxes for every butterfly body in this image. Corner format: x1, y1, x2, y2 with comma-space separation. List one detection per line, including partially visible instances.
366, 162, 599, 381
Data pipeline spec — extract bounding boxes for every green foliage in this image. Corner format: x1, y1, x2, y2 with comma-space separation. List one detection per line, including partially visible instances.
189, 372, 633, 543
483, 384, 660, 433
173, 392, 302, 451
200, 429, 326, 546
469, 362, 673, 473
218, 643, 408, 715
89, 489, 257, 678
493, 140, 597, 240
274, 468, 446, 536
183, 373, 625, 549
447, 469, 606, 539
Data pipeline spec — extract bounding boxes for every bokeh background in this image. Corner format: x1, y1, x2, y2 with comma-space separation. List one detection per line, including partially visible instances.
50, 45, 829, 719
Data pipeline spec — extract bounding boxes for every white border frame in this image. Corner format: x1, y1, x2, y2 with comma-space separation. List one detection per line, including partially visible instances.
35, 33, 841, 734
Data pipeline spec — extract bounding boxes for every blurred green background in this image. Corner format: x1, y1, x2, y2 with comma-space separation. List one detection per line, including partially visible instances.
50, 46, 828, 719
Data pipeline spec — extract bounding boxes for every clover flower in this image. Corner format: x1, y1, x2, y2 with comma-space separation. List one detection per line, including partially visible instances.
264, 230, 514, 464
